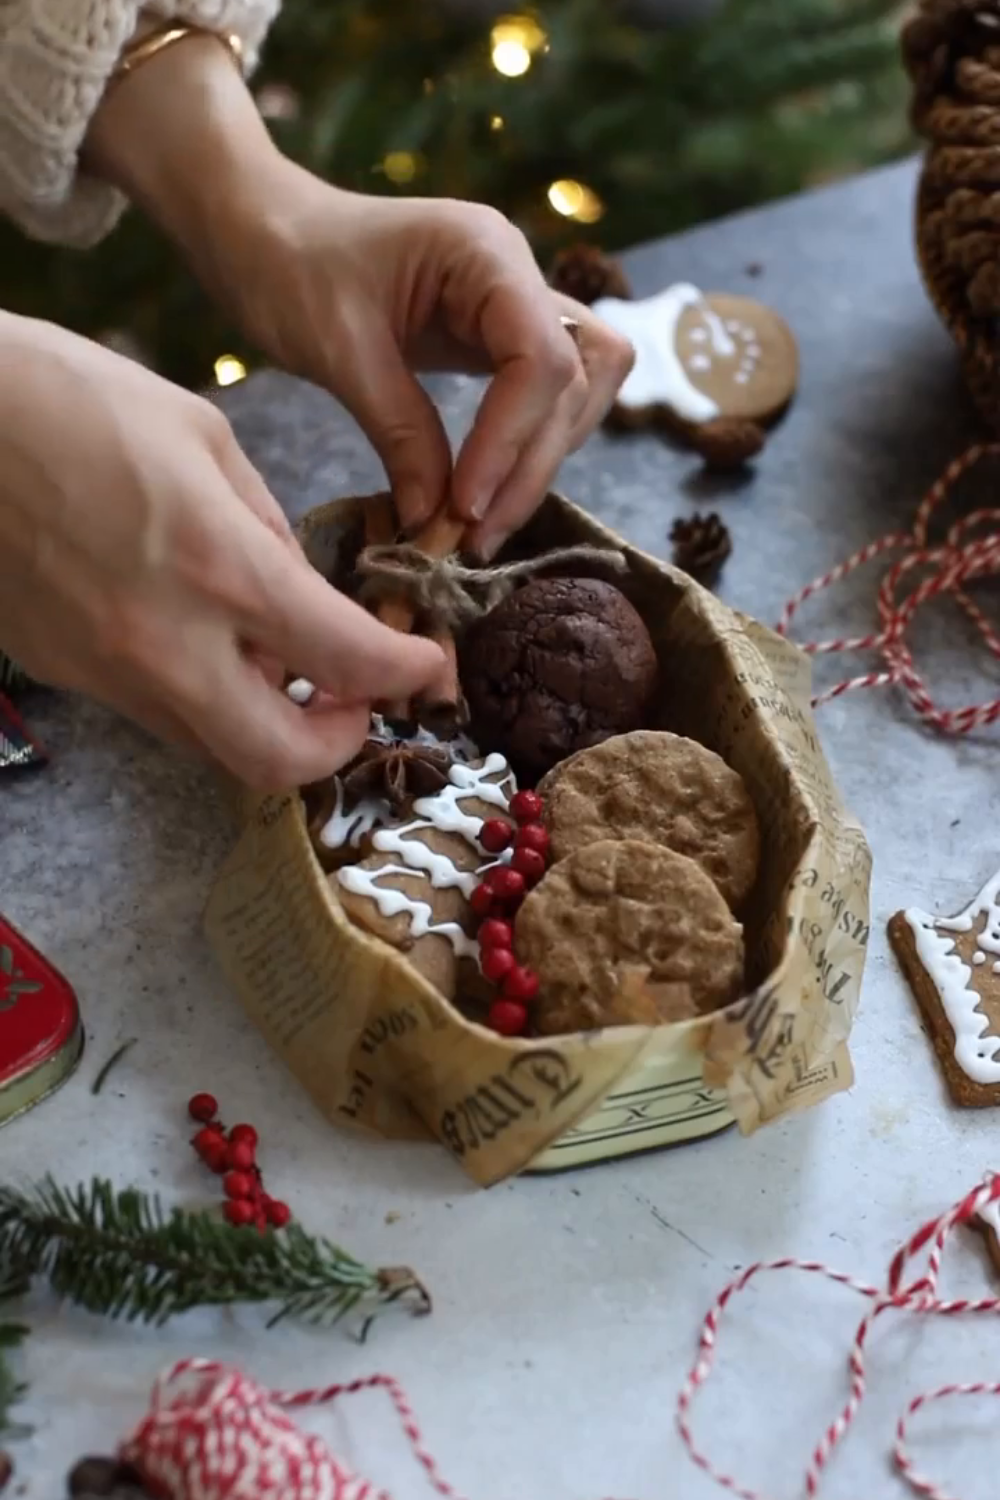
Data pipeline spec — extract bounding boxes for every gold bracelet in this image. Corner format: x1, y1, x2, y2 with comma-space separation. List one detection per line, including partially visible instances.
110, 21, 244, 87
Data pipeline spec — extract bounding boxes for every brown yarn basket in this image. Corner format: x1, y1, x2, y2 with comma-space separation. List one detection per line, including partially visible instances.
905, 0, 1000, 424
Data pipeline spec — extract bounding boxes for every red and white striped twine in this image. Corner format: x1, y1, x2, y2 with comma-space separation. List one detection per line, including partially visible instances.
677, 1175, 1000, 1500
119, 1180, 1000, 1500
776, 442, 1000, 733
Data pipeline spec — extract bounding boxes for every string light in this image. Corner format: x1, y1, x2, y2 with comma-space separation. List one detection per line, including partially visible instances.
380, 151, 420, 184
490, 14, 547, 77
490, 114, 505, 131
546, 178, 605, 224
214, 355, 247, 387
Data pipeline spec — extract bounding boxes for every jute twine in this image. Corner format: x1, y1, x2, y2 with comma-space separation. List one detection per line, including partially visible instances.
355, 541, 628, 631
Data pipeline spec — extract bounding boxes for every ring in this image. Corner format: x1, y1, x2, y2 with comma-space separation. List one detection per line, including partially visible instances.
559, 314, 582, 345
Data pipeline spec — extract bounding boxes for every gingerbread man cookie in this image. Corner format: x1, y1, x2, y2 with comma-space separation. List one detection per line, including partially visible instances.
888, 867, 1000, 1106
593, 282, 798, 467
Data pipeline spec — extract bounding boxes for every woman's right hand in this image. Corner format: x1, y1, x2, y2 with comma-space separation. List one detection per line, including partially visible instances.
0, 314, 444, 789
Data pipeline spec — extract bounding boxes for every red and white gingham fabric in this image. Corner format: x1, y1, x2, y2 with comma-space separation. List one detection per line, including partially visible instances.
119, 1178, 1000, 1500
776, 442, 1000, 733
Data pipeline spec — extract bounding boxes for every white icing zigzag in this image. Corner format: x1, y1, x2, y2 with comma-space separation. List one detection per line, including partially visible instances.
905, 869, 1000, 1084
333, 753, 516, 957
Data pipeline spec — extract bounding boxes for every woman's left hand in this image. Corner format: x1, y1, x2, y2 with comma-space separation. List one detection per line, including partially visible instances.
87, 35, 633, 559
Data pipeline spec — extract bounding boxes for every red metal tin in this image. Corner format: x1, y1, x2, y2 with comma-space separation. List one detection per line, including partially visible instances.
0, 915, 83, 1127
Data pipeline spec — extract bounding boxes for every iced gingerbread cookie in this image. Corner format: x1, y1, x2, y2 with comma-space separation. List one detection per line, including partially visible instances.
514, 840, 744, 1037
888, 867, 1000, 1106
537, 730, 759, 910
306, 717, 477, 871
592, 282, 798, 467
333, 753, 516, 1001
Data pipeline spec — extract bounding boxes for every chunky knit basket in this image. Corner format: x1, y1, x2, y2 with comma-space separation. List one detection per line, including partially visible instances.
905, 0, 1000, 426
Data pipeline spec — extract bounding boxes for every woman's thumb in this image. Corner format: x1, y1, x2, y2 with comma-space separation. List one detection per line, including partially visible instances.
329, 314, 453, 531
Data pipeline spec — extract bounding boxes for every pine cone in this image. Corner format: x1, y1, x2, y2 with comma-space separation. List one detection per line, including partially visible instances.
690, 417, 765, 471
548, 244, 631, 306
670, 513, 732, 584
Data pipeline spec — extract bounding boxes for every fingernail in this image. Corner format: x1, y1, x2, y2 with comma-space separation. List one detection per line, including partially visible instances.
475, 530, 506, 563
395, 482, 431, 532
469, 489, 493, 522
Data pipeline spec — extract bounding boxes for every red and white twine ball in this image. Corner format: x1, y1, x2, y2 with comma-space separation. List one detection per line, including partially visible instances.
473, 789, 550, 1038
118, 1177, 1000, 1500
777, 441, 1000, 734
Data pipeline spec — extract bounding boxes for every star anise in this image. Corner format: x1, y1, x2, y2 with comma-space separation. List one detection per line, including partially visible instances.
340, 739, 452, 812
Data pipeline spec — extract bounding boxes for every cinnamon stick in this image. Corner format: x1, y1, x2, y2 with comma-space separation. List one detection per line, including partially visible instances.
376, 507, 467, 724
413, 626, 466, 736
375, 509, 466, 635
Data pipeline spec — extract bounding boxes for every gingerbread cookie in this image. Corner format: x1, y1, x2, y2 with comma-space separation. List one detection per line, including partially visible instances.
514, 839, 744, 1036
537, 730, 759, 910
888, 868, 1000, 1106
592, 283, 797, 465
307, 716, 479, 871
333, 752, 517, 1000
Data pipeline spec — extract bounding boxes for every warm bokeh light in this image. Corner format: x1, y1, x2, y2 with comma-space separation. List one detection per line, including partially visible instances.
381, 150, 419, 184
213, 354, 247, 387
490, 113, 505, 131
490, 15, 547, 77
546, 178, 605, 224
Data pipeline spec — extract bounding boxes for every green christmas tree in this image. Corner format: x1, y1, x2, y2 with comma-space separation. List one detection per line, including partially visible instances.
0, 0, 911, 390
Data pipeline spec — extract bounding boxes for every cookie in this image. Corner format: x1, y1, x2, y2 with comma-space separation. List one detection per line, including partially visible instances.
888, 867, 1000, 1106
537, 730, 759, 911
514, 839, 744, 1036
592, 282, 797, 463
306, 717, 480, 871
459, 577, 658, 784
337, 844, 481, 999
332, 751, 517, 1000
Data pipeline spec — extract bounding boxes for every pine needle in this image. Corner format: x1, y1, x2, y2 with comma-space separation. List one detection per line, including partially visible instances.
0, 1178, 430, 1333
91, 1039, 137, 1095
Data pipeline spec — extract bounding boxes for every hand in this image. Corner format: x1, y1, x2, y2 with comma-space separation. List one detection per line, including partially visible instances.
202, 177, 634, 558
0, 314, 443, 788
86, 37, 634, 559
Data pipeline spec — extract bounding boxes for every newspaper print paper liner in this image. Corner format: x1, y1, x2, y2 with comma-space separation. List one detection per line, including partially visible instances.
203, 492, 872, 1186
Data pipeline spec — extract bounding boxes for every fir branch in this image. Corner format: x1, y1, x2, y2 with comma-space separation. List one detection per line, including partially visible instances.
0, 1179, 430, 1333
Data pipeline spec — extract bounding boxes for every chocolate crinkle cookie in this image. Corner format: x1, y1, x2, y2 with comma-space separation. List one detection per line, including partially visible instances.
459, 576, 658, 782
514, 840, 744, 1036
537, 730, 759, 910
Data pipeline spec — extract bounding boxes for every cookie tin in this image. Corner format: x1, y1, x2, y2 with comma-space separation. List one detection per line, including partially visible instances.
0, 915, 84, 1127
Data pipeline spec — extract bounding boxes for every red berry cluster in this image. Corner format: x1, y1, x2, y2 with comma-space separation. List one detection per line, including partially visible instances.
473, 790, 551, 1038
188, 1093, 291, 1231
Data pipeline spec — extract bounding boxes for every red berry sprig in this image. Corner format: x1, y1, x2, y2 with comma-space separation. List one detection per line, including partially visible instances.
187, 1095, 290, 1231
472, 792, 552, 1037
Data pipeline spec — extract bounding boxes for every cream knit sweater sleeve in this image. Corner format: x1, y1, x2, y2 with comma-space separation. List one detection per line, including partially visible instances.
0, 0, 280, 247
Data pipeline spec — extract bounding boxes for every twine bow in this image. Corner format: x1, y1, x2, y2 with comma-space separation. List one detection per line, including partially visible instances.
355, 541, 628, 631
